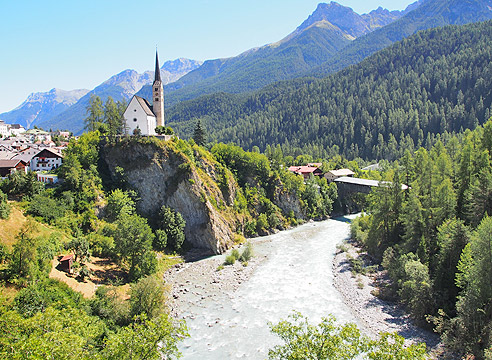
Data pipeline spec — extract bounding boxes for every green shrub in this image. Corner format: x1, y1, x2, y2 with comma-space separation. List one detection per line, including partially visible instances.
224, 254, 236, 265
231, 249, 240, 260
13, 279, 84, 317
87, 233, 115, 258
153, 229, 168, 251
244, 220, 257, 236
78, 265, 92, 281
130, 276, 167, 320
256, 213, 268, 232
27, 192, 65, 223
239, 242, 254, 262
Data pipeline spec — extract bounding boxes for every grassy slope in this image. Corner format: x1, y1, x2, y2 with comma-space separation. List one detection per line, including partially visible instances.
0, 205, 28, 248
0, 203, 71, 249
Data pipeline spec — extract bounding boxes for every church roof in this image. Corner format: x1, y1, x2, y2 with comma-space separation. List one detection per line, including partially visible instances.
134, 96, 155, 117
154, 50, 162, 83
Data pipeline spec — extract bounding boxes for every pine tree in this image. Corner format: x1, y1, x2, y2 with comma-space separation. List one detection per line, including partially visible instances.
193, 119, 207, 146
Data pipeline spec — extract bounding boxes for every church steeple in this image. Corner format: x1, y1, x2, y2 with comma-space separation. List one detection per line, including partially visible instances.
154, 50, 162, 83
153, 49, 165, 127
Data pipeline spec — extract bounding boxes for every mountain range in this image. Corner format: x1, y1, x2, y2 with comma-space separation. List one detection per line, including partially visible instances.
3, 0, 492, 134
137, 1, 418, 107
0, 58, 202, 132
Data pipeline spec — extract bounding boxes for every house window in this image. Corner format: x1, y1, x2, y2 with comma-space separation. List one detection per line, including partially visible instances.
155, 98, 159, 102
154, 87, 158, 91
133, 118, 138, 122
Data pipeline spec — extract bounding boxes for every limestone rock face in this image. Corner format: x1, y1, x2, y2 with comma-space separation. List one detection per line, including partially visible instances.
101, 139, 238, 254
276, 190, 305, 220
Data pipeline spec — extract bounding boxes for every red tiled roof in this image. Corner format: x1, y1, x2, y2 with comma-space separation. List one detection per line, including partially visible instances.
60, 254, 74, 262
288, 166, 321, 174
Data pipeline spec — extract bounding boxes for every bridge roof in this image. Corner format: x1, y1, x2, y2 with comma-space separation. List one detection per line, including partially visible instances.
334, 176, 408, 190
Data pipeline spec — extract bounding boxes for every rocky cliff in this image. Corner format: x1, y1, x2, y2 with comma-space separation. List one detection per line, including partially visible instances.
101, 137, 240, 254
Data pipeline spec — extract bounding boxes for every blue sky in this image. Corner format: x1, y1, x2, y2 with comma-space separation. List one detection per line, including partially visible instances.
0, 0, 413, 114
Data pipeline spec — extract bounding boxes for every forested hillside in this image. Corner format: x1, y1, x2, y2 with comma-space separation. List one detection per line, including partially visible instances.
311, 0, 492, 76
350, 118, 492, 359
168, 20, 492, 160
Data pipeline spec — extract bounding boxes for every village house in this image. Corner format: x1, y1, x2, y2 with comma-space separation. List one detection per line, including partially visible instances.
51, 130, 71, 139
37, 173, 59, 184
30, 148, 63, 171
9, 124, 26, 137
0, 159, 29, 178
0, 122, 26, 139
288, 165, 323, 180
59, 254, 74, 274
23, 129, 52, 143
0, 120, 9, 138
325, 168, 355, 182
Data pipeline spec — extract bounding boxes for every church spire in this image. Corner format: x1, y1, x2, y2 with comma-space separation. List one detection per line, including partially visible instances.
154, 50, 162, 83
153, 49, 165, 128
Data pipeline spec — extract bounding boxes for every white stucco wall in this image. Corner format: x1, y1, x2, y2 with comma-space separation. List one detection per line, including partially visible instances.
30, 155, 62, 171
0, 122, 9, 138
124, 97, 156, 136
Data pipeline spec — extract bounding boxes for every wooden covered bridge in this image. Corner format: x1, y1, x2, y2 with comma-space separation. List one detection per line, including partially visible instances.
334, 176, 409, 196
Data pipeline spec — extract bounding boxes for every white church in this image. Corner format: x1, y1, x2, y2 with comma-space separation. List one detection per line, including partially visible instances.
123, 51, 165, 136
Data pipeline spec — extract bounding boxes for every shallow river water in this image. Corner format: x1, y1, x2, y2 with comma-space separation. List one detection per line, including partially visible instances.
179, 215, 362, 359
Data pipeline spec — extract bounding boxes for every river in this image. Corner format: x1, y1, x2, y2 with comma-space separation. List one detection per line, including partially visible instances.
177, 215, 363, 359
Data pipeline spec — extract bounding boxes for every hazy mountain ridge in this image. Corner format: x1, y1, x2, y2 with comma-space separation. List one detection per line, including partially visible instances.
1, 58, 202, 132
7, 0, 492, 134
0, 88, 89, 129
296, 2, 403, 38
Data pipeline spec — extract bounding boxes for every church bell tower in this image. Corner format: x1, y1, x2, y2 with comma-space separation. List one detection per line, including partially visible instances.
153, 50, 165, 127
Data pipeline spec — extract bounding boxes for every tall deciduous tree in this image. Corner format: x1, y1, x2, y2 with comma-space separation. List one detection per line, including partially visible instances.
113, 214, 156, 281
84, 94, 104, 132
268, 312, 427, 360
104, 97, 126, 139
159, 206, 186, 251
105, 189, 136, 222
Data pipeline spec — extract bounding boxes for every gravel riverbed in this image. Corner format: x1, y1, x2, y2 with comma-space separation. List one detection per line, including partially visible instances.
331, 240, 448, 358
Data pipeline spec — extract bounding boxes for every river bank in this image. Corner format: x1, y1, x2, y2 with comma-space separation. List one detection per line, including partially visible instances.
332, 239, 457, 359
